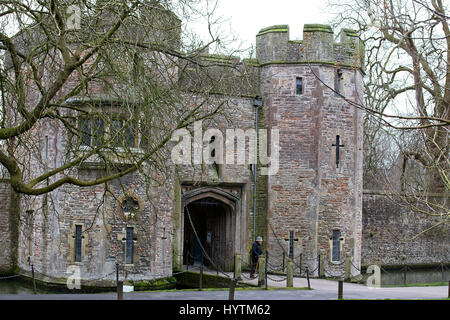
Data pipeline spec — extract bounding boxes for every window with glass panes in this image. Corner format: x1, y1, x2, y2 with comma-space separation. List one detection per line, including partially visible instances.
332, 230, 341, 261
79, 116, 137, 148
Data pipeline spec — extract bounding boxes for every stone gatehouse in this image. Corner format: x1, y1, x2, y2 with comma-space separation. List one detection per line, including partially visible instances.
0, 11, 448, 287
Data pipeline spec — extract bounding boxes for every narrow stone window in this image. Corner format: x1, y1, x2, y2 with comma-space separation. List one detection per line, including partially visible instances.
209, 136, 216, 158
126, 227, 134, 264
79, 116, 137, 148
289, 231, 294, 259
332, 230, 341, 261
332, 135, 344, 168
74, 225, 83, 262
296, 77, 303, 95
334, 69, 343, 96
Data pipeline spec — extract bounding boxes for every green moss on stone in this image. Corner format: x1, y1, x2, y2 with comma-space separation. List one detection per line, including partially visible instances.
258, 25, 289, 34
175, 271, 247, 289
303, 24, 333, 33
200, 54, 239, 65
243, 58, 259, 66
342, 28, 358, 37
257, 25, 289, 37
129, 277, 177, 291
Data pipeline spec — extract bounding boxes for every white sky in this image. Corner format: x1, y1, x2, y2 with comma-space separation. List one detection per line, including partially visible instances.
188, 0, 333, 55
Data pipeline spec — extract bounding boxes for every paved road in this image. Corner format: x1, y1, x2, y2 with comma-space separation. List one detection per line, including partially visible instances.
0, 275, 447, 300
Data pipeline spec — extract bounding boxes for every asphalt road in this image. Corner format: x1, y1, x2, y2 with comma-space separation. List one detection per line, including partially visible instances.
0, 277, 447, 300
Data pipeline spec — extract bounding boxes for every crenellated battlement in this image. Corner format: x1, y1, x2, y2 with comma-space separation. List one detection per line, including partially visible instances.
179, 51, 261, 97
256, 24, 364, 69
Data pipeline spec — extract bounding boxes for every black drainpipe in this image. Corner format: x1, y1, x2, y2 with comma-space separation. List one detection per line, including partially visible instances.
252, 97, 263, 241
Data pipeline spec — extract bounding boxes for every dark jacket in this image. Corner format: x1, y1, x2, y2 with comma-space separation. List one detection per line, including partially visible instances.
251, 241, 263, 261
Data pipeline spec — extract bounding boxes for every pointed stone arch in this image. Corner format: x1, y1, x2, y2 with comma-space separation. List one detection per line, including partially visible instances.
182, 187, 239, 211
179, 186, 242, 271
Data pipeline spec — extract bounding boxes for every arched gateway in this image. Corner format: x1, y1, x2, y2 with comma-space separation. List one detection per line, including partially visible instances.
180, 187, 241, 271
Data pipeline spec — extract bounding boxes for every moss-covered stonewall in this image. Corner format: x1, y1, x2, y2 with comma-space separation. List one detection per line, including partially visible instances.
128, 277, 176, 291
13, 274, 117, 293
174, 271, 254, 289
341, 28, 358, 37
14, 272, 176, 293
257, 25, 289, 36
303, 24, 333, 34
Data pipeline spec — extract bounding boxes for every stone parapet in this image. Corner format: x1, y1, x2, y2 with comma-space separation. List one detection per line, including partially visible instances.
256, 24, 364, 69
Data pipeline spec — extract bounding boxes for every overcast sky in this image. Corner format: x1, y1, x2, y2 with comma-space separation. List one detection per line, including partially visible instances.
188, 0, 333, 54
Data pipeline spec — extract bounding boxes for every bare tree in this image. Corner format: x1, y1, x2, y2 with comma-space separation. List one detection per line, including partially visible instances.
328, 0, 448, 230
0, 0, 251, 197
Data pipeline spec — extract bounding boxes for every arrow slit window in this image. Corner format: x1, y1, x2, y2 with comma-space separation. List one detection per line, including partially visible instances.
296, 77, 303, 95
289, 231, 294, 259
334, 69, 343, 96
74, 225, 83, 262
126, 227, 134, 264
332, 230, 341, 262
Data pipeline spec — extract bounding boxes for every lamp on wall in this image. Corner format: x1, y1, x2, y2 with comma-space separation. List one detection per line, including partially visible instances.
253, 97, 263, 108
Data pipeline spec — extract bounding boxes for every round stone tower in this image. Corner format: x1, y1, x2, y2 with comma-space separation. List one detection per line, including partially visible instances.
256, 24, 364, 277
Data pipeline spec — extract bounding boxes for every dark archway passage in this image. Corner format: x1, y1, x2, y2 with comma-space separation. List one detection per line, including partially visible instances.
183, 197, 234, 271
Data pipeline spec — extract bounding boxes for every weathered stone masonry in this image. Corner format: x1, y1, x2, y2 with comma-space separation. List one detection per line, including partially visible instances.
0, 18, 447, 286
0, 182, 12, 274
257, 24, 364, 277
362, 191, 449, 267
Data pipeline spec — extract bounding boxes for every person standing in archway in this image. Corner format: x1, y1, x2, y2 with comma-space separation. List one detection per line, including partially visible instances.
250, 236, 263, 279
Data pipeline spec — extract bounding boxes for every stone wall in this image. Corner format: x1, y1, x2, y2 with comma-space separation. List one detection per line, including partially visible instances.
0, 182, 12, 274
256, 24, 363, 67
173, 95, 267, 268
17, 167, 174, 283
362, 191, 449, 267
257, 24, 364, 277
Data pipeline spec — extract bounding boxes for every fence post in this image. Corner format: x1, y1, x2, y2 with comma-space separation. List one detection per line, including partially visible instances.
282, 252, 285, 272
345, 256, 351, 281
116, 263, 123, 300
117, 281, 123, 300
286, 258, 293, 287
199, 261, 203, 291
319, 254, 325, 278
234, 253, 242, 280
258, 254, 266, 287
265, 251, 268, 290
31, 264, 37, 294
441, 263, 445, 282
338, 280, 343, 300
228, 278, 237, 300
299, 253, 302, 275
317, 254, 321, 277
305, 266, 310, 290
403, 265, 407, 286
